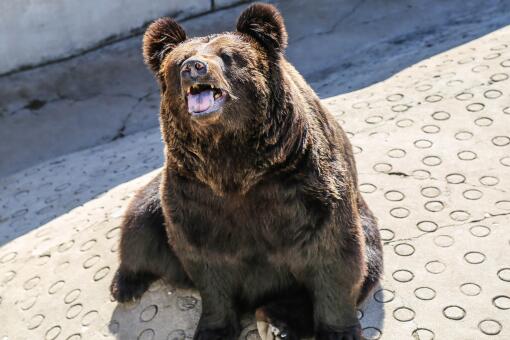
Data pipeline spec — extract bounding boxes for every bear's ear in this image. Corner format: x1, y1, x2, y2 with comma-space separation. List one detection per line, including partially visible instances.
143, 17, 187, 74
236, 3, 288, 55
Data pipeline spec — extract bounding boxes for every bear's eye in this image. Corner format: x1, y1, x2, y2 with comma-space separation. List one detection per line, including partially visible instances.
220, 52, 233, 66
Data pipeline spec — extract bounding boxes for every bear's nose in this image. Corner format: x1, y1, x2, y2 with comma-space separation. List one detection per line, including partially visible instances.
181, 58, 208, 79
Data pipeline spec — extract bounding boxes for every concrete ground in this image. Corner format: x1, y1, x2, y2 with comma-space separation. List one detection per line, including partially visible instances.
1, 1, 510, 339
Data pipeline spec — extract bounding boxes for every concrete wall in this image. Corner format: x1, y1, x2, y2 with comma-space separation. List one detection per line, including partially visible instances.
0, 0, 245, 76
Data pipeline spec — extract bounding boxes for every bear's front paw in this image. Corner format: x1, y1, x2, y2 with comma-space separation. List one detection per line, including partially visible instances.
193, 325, 238, 340
110, 268, 155, 303
316, 324, 362, 340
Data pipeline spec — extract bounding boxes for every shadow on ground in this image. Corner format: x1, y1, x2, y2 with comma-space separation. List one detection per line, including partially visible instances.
107, 282, 385, 339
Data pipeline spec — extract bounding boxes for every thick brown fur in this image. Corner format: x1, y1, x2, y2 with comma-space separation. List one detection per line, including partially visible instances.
111, 3, 382, 340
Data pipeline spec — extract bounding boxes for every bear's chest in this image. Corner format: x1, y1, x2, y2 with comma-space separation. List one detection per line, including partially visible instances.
163, 173, 325, 258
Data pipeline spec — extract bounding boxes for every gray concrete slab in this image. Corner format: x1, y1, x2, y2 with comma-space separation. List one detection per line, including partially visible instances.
0, 0, 214, 75
1, 16, 510, 340
2, 0, 510, 177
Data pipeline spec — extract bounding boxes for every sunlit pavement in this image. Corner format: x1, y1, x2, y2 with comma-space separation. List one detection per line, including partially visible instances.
1, 17, 510, 340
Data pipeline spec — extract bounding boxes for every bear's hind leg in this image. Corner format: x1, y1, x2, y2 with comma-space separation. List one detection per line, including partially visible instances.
110, 172, 191, 303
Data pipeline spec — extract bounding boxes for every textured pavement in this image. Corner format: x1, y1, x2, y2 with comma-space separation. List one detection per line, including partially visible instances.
1, 22, 510, 340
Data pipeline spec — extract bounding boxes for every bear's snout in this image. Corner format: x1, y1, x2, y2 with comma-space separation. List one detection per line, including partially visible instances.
181, 57, 208, 80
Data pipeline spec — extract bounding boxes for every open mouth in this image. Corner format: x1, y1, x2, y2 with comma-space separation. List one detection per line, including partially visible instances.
186, 84, 227, 117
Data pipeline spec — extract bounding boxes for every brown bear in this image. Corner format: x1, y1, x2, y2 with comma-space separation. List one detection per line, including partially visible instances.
110, 3, 383, 340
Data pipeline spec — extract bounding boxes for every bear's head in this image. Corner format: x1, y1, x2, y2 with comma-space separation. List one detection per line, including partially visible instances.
143, 3, 288, 132
143, 3, 310, 194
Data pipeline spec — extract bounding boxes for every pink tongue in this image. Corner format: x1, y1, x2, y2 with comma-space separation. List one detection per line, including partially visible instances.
187, 90, 214, 113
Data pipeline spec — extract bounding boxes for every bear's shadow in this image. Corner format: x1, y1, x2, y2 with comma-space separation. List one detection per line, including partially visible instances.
108, 281, 385, 339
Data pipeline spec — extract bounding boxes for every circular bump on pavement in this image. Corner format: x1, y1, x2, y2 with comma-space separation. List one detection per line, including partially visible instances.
414, 287, 437, 301
365, 115, 383, 124
373, 162, 392, 173
445, 173, 466, 184
464, 251, 486, 264
48, 280, 65, 294
64, 289, 81, 304
478, 319, 502, 335
442, 306, 466, 320
386, 93, 404, 102
81, 310, 99, 326
414, 139, 433, 148
138, 328, 155, 340
484, 89, 503, 99
493, 295, 510, 310
362, 327, 382, 340
93, 266, 110, 281
449, 210, 470, 221
392, 307, 415, 322
463, 189, 483, 200
392, 269, 414, 283
396, 118, 414, 128
66, 303, 83, 319
373, 289, 395, 303
140, 305, 158, 322
431, 111, 450, 120
492, 136, 510, 146
379, 228, 395, 241
411, 328, 435, 340
460, 282, 482, 296
469, 225, 491, 237
387, 148, 406, 158
393, 243, 415, 256
417, 220, 438, 233
455, 131, 473, 140
359, 183, 377, 193
24, 276, 41, 290
412, 169, 431, 180
421, 186, 441, 198
80, 239, 97, 251
455, 92, 474, 101
390, 207, 410, 219
500, 156, 510, 166
422, 155, 442, 166
45, 325, 62, 340
421, 124, 441, 134
0, 251, 17, 264
474, 117, 493, 127
27, 314, 45, 330
433, 235, 454, 247
425, 94, 443, 103
466, 102, 485, 112
384, 190, 405, 201
425, 200, 445, 212
497, 268, 510, 282
83, 254, 101, 269
479, 175, 499, 186
495, 200, 510, 210
425, 260, 446, 274
391, 104, 411, 112
457, 150, 477, 161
